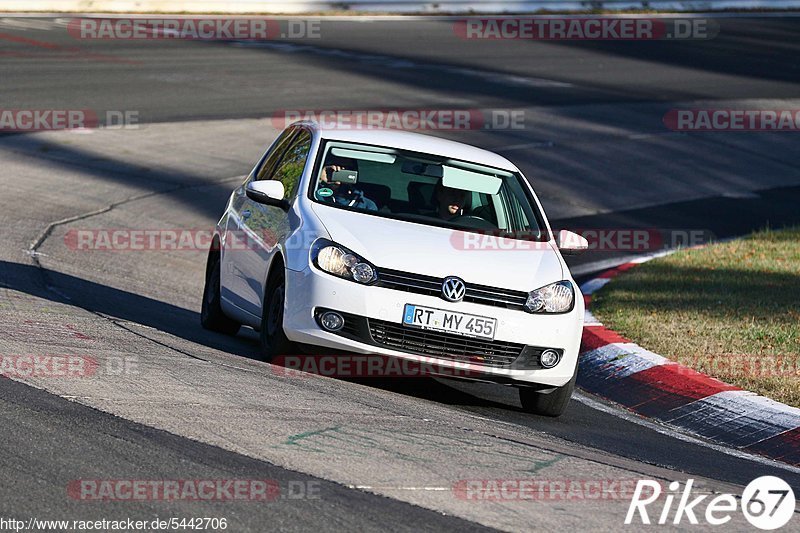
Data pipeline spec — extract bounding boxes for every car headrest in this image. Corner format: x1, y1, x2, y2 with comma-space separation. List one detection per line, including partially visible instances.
407, 181, 436, 209
357, 182, 391, 209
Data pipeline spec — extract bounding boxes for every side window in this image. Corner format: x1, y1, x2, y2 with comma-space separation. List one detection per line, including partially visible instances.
272, 130, 312, 200
255, 129, 296, 181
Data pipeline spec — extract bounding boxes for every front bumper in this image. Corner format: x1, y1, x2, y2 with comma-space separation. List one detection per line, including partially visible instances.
283, 266, 583, 387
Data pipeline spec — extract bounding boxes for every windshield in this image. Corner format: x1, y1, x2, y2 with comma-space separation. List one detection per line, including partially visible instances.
309, 140, 545, 239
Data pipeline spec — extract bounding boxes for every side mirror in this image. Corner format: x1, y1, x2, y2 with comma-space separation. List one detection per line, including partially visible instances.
556, 230, 589, 256
245, 181, 288, 209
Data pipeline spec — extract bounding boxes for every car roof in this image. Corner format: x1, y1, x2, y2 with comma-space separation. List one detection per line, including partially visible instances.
294, 121, 520, 173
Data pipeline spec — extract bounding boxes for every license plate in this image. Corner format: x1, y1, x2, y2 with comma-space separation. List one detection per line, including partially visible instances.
402, 304, 497, 340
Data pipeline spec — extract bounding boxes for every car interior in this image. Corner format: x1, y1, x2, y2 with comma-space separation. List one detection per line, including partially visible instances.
314, 143, 540, 236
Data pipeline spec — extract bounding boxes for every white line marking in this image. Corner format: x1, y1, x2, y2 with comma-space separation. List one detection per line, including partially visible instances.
581, 342, 668, 378
579, 277, 611, 295
442, 66, 572, 88
349, 485, 450, 491
666, 390, 800, 439
0, 18, 60, 30
584, 309, 602, 326
497, 140, 555, 151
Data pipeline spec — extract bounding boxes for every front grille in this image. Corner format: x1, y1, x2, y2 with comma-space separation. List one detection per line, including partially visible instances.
375, 268, 529, 310
339, 314, 361, 337
368, 318, 525, 367
314, 308, 548, 370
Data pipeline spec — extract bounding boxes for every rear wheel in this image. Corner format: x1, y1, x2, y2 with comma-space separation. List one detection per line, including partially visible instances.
259, 268, 296, 362
519, 370, 576, 417
201, 254, 240, 336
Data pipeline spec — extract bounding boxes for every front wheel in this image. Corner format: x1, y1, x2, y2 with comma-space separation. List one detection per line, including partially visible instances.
519, 370, 576, 417
259, 269, 296, 362
201, 254, 241, 336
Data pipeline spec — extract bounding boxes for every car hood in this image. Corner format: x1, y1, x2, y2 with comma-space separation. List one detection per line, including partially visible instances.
310, 203, 564, 292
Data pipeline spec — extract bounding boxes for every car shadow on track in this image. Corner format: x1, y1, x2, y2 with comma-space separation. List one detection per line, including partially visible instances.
349, 376, 514, 409
0, 259, 517, 412
0, 259, 261, 360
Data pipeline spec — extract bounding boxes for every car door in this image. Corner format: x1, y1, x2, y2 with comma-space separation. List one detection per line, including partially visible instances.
221, 128, 298, 319
235, 128, 313, 318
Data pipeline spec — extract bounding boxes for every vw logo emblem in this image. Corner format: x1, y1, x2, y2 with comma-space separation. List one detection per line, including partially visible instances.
441, 276, 466, 302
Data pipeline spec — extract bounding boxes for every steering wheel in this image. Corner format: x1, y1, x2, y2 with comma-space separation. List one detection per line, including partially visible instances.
447, 214, 497, 230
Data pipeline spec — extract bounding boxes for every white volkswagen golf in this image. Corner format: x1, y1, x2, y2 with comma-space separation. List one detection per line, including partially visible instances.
202, 121, 587, 416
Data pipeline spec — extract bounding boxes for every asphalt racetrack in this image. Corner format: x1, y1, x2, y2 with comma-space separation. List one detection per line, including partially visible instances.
0, 14, 799, 531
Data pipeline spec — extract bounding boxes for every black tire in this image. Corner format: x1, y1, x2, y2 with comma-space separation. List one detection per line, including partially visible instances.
519, 370, 576, 417
200, 254, 240, 336
259, 267, 296, 362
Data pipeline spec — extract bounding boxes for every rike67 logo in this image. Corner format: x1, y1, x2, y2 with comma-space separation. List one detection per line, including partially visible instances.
626, 477, 795, 530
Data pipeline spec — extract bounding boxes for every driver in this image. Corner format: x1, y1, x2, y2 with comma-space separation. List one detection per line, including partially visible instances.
319, 156, 377, 211
435, 183, 468, 219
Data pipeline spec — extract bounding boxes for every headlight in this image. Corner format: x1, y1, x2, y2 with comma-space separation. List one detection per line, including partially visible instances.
524, 281, 574, 314
312, 239, 377, 284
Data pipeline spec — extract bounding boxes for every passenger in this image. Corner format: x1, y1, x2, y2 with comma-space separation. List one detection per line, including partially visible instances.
434, 182, 468, 219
